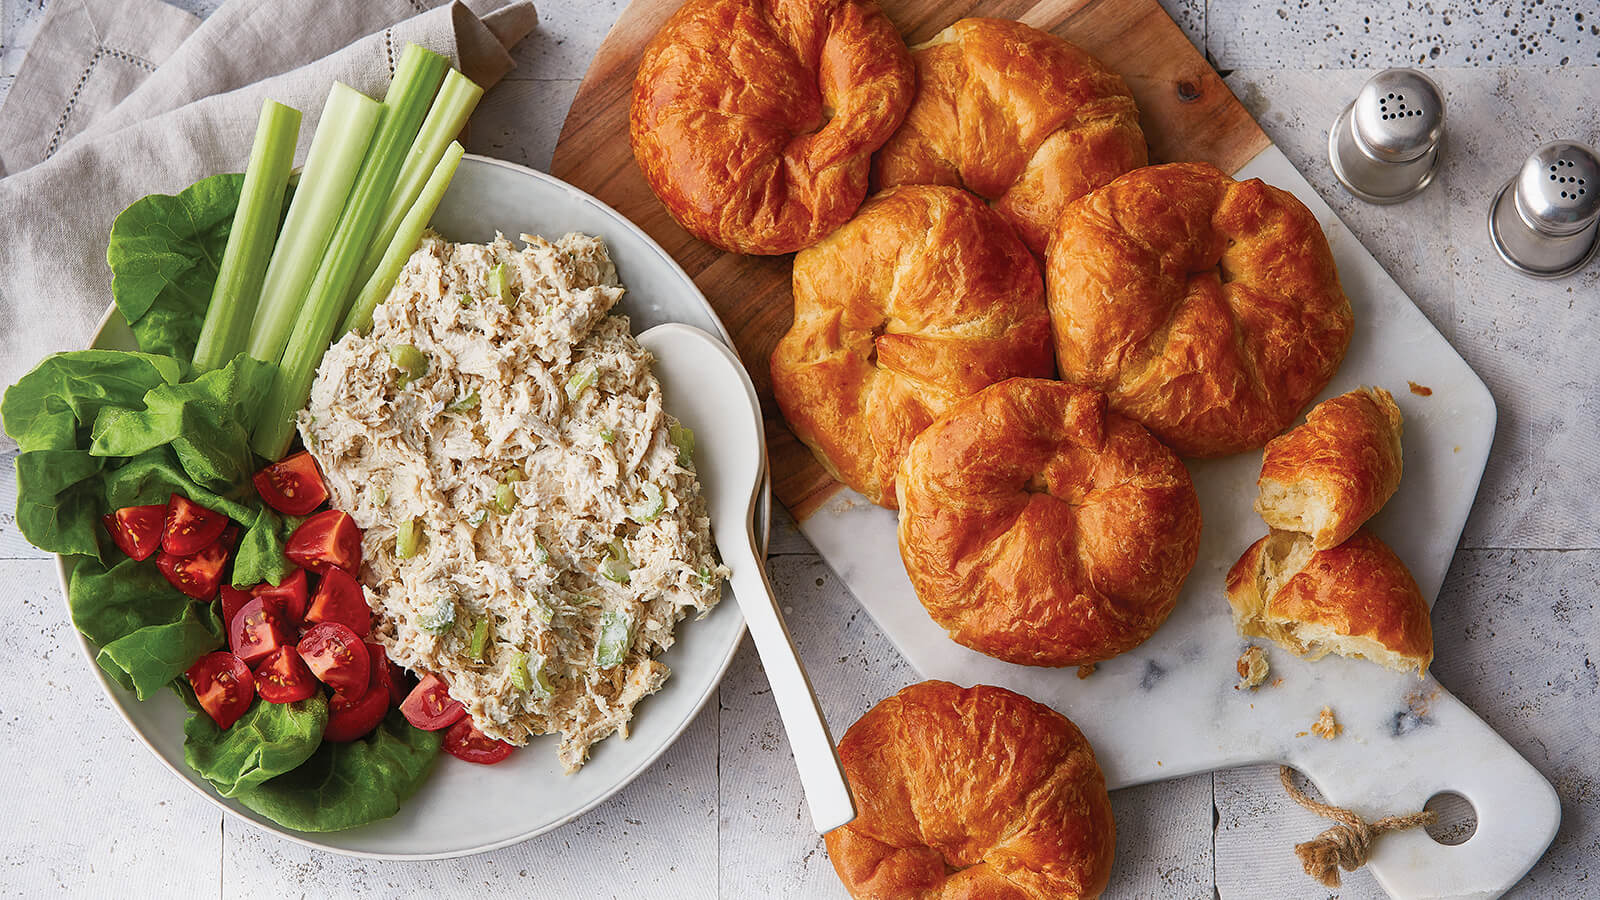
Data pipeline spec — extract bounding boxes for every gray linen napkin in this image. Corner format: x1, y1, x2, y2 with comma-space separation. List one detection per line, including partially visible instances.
0, 0, 537, 449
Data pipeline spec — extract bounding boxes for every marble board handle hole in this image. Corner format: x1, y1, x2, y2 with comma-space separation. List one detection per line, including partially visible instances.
1423, 791, 1479, 846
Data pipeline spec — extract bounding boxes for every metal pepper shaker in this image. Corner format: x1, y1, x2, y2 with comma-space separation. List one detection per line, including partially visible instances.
1328, 69, 1446, 204
1487, 141, 1600, 279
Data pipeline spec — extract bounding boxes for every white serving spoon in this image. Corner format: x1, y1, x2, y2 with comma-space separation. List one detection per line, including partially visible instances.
640, 323, 856, 834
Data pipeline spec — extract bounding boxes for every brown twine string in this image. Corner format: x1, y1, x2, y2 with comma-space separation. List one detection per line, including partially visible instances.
1278, 765, 1438, 888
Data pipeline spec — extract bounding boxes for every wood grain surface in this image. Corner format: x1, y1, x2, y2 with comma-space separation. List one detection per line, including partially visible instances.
554, 0, 1271, 520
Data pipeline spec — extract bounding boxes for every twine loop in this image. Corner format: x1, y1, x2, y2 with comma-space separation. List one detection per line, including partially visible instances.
1278, 765, 1438, 888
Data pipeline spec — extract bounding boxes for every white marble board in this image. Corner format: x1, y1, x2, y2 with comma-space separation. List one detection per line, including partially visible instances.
796, 146, 1561, 900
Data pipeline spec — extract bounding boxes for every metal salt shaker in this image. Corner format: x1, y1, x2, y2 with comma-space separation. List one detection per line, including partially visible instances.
1328, 69, 1446, 204
1487, 141, 1600, 279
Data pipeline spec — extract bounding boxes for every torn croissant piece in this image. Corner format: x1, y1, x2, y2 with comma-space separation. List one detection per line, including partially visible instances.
1225, 529, 1433, 677
1255, 387, 1404, 550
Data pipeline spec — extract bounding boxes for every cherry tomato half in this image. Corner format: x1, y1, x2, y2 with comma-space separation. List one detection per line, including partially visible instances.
219, 585, 253, 632
364, 642, 396, 701
186, 652, 255, 730
229, 597, 293, 666
297, 622, 370, 698
162, 493, 229, 556
253, 645, 317, 703
285, 510, 362, 574
102, 504, 166, 561
253, 452, 330, 516
252, 568, 309, 624
323, 646, 393, 742
156, 539, 231, 600
443, 718, 513, 765
400, 673, 466, 731
305, 566, 371, 636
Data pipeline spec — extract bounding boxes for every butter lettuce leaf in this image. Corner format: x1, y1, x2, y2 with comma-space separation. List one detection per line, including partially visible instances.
68, 556, 225, 698
232, 710, 443, 832
181, 688, 329, 798
107, 173, 244, 361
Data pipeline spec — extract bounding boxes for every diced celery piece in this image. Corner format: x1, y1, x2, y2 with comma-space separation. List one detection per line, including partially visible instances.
595, 611, 632, 668
396, 516, 423, 558
503, 467, 526, 483
534, 540, 550, 566
468, 617, 490, 662
628, 483, 664, 523
416, 596, 455, 635
389, 343, 428, 388
669, 422, 695, 468
488, 262, 514, 306
459, 293, 474, 307
599, 539, 631, 584
467, 508, 488, 527
599, 427, 615, 444
565, 368, 596, 404
509, 651, 532, 692
528, 652, 555, 697
373, 485, 388, 505
493, 483, 517, 515
447, 390, 480, 412
696, 566, 715, 587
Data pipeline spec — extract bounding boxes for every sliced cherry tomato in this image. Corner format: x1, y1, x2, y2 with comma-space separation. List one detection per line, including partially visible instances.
401, 673, 467, 731
364, 642, 395, 700
324, 679, 389, 742
386, 661, 411, 707
186, 652, 255, 729
218, 523, 241, 551
229, 596, 292, 666
253, 645, 317, 703
323, 644, 394, 742
252, 568, 309, 624
443, 718, 513, 764
162, 493, 229, 556
253, 452, 330, 516
102, 504, 166, 560
297, 622, 370, 697
155, 539, 230, 599
219, 585, 253, 631
285, 510, 362, 574
304, 566, 371, 636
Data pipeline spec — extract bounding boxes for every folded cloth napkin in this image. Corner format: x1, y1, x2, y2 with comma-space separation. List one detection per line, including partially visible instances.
0, 0, 537, 448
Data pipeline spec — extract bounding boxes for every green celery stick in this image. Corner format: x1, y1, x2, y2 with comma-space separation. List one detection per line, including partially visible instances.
247, 83, 381, 366
351, 70, 483, 292
341, 140, 465, 335
191, 99, 301, 374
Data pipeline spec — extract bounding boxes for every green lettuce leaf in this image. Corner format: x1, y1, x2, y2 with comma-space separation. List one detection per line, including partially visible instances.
107, 174, 244, 361
91, 354, 274, 491
231, 506, 296, 586
1, 350, 183, 452
231, 710, 444, 832
10, 449, 108, 558
181, 688, 329, 798
97, 602, 225, 699
68, 556, 225, 698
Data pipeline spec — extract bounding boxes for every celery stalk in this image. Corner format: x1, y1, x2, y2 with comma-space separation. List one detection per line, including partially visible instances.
247, 84, 381, 366
351, 70, 482, 292
192, 99, 301, 374
251, 45, 450, 459
340, 140, 465, 335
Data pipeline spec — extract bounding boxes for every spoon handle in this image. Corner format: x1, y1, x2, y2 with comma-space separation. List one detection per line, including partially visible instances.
724, 536, 856, 834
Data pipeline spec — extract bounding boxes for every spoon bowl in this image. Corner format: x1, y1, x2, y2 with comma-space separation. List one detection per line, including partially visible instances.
640, 323, 856, 834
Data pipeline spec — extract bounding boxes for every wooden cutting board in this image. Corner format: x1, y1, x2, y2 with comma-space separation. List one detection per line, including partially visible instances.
551, 0, 1270, 520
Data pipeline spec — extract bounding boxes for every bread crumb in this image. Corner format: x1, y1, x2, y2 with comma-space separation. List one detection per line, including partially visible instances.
1409, 381, 1433, 396
1235, 645, 1269, 690
1310, 706, 1342, 740
1294, 731, 1308, 738
1076, 664, 1096, 679
1272, 678, 1284, 687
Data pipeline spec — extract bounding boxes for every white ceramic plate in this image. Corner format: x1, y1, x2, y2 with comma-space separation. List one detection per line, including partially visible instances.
55, 155, 762, 859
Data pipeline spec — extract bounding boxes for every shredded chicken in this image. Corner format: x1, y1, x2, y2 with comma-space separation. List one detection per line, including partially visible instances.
301, 231, 726, 772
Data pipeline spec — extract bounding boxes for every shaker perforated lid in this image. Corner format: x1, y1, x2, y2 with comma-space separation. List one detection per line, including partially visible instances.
1328, 69, 1445, 204
1489, 140, 1600, 279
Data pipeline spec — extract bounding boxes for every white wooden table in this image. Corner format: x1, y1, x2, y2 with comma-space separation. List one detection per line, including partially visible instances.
2, 1, 1597, 896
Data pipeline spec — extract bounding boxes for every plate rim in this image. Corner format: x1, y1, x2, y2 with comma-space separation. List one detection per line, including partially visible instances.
53, 152, 765, 860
